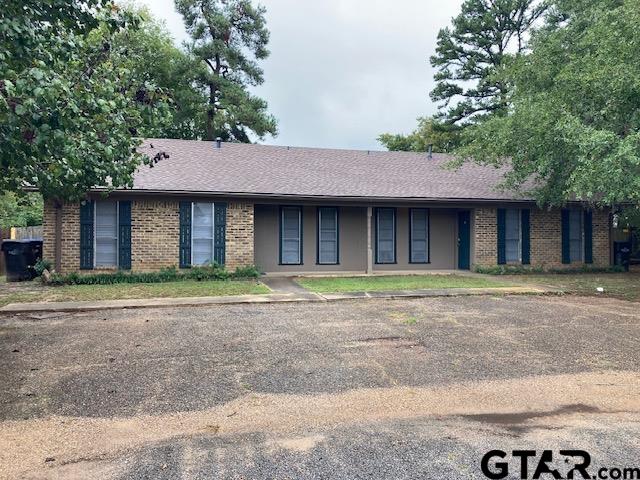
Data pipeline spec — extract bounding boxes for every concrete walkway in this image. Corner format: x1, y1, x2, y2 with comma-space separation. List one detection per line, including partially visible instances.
261, 276, 317, 296
0, 285, 556, 314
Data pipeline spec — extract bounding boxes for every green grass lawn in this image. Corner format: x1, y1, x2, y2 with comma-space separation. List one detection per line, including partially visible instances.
296, 274, 513, 294
0, 279, 269, 306
503, 272, 640, 302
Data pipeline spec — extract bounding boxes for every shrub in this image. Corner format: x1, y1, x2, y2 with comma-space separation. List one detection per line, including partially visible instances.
473, 264, 626, 275
232, 265, 261, 278
183, 264, 230, 281
34, 258, 53, 276
45, 264, 262, 286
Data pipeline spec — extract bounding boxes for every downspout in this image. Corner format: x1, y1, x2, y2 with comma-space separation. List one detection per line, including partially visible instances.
54, 199, 62, 273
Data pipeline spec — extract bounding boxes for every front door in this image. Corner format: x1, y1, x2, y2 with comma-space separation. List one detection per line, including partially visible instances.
457, 211, 471, 270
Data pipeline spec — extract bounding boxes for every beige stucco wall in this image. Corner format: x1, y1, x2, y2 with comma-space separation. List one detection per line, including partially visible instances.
254, 204, 368, 273
254, 205, 458, 273
372, 208, 457, 271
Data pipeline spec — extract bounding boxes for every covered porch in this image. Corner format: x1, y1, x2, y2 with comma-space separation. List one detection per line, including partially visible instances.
254, 203, 474, 275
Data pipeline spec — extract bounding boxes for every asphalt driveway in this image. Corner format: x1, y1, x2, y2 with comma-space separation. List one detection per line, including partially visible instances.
1, 295, 639, 479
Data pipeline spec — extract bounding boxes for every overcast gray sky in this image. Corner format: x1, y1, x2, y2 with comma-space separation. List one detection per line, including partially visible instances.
141, 0, 463, 150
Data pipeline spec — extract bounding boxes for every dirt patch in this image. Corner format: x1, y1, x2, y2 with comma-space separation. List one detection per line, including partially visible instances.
270, 435, 326, 452
1, 371, 639, 479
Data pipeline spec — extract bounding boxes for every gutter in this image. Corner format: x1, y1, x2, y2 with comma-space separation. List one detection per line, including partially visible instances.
85, 188, 542, 205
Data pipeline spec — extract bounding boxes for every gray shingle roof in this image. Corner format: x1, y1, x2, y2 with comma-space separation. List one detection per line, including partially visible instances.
131, 138, 530, 201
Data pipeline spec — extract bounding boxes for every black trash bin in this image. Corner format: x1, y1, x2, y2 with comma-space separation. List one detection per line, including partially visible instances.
1, 239, 43, 282
614, 241, 632, 272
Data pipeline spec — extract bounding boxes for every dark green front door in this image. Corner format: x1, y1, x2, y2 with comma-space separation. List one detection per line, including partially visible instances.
457, 211, 471, 270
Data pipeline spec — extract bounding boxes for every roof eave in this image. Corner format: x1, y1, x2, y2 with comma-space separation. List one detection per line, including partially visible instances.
88, 188, 539, 204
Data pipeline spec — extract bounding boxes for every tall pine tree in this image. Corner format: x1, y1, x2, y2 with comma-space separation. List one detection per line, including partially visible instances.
430, 0, 546, 125
175, 0, 277, 142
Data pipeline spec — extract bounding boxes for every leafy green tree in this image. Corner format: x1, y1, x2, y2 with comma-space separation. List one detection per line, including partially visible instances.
430, 0, 547, 125
175, 0, 277, 142
0, 193, 43, 228
378, 117, 462, 153
0, 1, 171, 201
458, 0, 640, 207
112, 4, 208, 139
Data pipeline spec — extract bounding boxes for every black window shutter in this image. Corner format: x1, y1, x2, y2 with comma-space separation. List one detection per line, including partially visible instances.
521, 209, 531, 265
584, 210, 593, 264
214, 203, 227, 266
79, 200, 94, 270
179, 201, 192, 268
561, 208, 571, 264
118, 201, 132, 270
497, 209, 506, 265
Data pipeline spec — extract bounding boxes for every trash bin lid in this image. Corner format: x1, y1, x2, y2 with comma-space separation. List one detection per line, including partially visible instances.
1, 239, 34, 251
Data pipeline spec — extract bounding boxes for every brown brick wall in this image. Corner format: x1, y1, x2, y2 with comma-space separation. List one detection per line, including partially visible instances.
473, 208, 498, 266
131, 199, 180, 271
225, 202, 255, 270
591, 208, 611, 267
530, 209, 563, 266
472, 207, 611, 268
42, 200, 56, 265
43, 200, 81, 274
42, 198, 256, 273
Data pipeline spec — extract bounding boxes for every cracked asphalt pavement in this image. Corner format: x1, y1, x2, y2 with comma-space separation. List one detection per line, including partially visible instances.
1, 295, 639, 479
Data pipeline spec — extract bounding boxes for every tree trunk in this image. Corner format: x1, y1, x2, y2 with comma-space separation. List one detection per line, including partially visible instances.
205, 83, 216, 140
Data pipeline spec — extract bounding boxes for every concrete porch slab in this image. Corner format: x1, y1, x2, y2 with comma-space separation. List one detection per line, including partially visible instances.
263, 270, 483, 278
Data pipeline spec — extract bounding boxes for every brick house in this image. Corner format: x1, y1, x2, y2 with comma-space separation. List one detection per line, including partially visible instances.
43, 139, 612, 274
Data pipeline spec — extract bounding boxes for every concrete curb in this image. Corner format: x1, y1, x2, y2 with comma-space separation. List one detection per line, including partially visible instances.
0, 286, 559, 314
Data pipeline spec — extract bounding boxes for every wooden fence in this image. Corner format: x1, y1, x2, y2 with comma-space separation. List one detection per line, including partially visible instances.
0, 228, 10, 276
11, 226, 43, 240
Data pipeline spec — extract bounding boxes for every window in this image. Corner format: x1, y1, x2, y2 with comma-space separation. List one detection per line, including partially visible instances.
505, 209, 521, 263
95, 201, 118, 267
376, 208, 396, 264
569, 209, 583, 262
410, 209, 429, 263
192, 202, 214, 265
317, 207, 338, 264
280, 206, 302, 264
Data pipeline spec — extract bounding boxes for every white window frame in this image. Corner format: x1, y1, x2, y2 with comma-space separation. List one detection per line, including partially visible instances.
94, 200, 119, 268
504, 209, 522, 264
191, 202, 216, 266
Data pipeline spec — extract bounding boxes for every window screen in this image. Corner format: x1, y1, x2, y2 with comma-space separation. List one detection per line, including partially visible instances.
505, 209, 521, 263
410, 209, 429, 263
569, 209, 583, 262
281, 207, 302, 264
192, 202, 214, 265
95, 201, 118, 267
376, 208, 395, 263
318, 207, 338, 264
